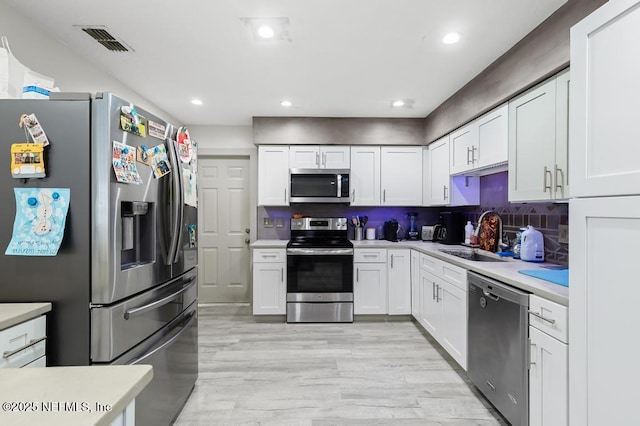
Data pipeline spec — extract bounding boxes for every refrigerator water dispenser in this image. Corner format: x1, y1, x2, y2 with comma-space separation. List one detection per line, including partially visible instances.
121, 201, 153, 269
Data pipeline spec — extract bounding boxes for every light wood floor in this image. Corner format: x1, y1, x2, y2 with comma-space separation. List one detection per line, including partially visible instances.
174, 304, 507, 425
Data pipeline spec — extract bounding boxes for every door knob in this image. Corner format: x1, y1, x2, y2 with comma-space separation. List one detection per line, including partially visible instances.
245, 228, 250, 234
244, 238, 250, 244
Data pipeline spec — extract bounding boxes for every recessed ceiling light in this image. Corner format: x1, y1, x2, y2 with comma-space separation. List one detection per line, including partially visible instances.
392, 100, 405, 108
257, 25, 275, 39
191, 99, 203, 106
442, 32, 461, 45
280, 100, 292, 107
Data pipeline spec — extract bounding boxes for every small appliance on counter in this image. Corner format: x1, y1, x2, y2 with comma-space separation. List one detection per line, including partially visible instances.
520, 225, 545, 262
407, 212, 419, 240
384, 219, 399, 242
421, 224, 441, 242
436, 211, 464, 245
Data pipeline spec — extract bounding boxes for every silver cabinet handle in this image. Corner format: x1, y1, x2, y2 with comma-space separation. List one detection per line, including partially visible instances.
529, 310, 556, 324
554, 164, 564, 195
3, 336, 46, 359
356, 267, 359, 282
284, 188, 287, 203
435, 284, 441, 302
281, 267, 284, 283
352, 189, 355, 202
543, 166, 552, 193
472, 146, 477, 164
443, 185, 448, 201
390, 254, 394, 269
528, 338, 537, 369
466, 147, 472, 165
383, 189, 386, 203
432, 282, 436, 300
316, 153, 320, 166
322, 152, 326, 166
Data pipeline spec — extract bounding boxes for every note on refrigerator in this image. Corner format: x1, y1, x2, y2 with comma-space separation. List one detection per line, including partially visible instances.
5, 188, 70, 256
183, 168, 197, 207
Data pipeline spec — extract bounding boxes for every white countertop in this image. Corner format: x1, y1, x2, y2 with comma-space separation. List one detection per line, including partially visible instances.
252, 239, 569, 306
0, 303, 52, 331
0, 365, 153, 426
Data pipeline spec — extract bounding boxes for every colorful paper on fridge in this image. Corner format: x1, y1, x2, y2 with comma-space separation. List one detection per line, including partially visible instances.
112, 141, 142, 184
5, 188, 70, 256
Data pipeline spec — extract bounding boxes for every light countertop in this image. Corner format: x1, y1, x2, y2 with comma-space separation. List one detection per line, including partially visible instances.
0, 365, 153, 426
251, 239, 569, 306
0, 303, 52, 331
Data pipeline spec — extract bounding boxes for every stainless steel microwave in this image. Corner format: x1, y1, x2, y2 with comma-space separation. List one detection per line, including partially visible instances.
289, 169, 350, 204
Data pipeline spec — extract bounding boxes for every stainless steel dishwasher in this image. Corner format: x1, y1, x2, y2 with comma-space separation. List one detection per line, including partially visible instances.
467, 271, 530, 426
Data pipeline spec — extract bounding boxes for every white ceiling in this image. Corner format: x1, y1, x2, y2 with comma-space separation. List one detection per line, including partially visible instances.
4, 0, 567, 126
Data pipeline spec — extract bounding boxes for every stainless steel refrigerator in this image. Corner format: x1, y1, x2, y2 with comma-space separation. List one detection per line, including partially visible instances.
0, 92, 198, 426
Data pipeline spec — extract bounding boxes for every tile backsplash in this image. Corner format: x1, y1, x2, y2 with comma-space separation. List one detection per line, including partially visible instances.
257, 172, 568, 265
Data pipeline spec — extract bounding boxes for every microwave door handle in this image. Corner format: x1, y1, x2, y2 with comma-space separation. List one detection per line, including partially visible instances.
337, 174, 342, 197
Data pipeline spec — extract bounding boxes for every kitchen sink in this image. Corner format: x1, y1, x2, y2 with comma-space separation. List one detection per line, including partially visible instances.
438, 249, 506, 262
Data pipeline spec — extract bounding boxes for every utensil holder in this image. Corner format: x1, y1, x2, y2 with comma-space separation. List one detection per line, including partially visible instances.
354, 227, 363, 241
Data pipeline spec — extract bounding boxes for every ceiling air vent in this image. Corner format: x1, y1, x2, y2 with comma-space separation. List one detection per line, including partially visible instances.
81, 27, 130, 52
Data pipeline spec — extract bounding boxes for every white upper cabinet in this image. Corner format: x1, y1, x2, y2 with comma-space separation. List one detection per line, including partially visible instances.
425, 136, 450, 206
450, 123, 478, 175
570, 0, 640, 198
508, 70, 570, 202
258, 146, 289, 206
289, 146, 350, 169
380, 146, 423, 206
477, 103, 509, 169
350, 146, 381, 205
449, 103, 508, 175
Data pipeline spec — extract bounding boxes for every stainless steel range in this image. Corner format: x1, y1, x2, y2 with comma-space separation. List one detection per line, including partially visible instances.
286, 217, 354, 323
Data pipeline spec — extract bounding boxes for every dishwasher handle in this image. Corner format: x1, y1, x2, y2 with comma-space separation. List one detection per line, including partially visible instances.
482, 290, 500, 302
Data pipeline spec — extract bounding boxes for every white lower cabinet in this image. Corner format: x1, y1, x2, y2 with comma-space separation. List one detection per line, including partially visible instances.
411, 250, 420, 318
528, 294, 568, 426
0, 315, 47, 368
416, 253, 468, 370
387, 249, 411, 315
354, 249, 387, 314
252, 249, 286, 315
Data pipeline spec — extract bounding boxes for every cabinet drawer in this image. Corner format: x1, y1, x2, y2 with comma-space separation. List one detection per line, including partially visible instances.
420, 253, 440, 274
253, 249, 286, 263
0, 316, 46, 369
442, 262, 467, 291
529, 295, 568, 343
354, 249, 386, 263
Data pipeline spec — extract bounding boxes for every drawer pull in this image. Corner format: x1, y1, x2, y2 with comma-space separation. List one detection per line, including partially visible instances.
3, 336, 46, 359
529, 310, 556, 324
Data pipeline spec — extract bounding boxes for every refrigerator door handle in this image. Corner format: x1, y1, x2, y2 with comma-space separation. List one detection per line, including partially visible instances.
124, 276, 196, 320
173, 140, 185, 264
165, 138, 182, 265
128, 310, 196, 365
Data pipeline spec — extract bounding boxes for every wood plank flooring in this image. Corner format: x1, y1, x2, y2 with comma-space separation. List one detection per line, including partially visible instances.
174, 304, 507, 425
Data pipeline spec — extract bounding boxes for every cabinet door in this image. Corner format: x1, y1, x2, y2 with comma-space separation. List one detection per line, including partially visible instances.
508, 78, 557, 202
570, 0, 640, 198
419, 269, 440, 337
350, 146, 381, 205
440, 281, 467, 370
354, 263, 387, 314
381, 146, 423, 206
450, 123, 477, 175
426, 136, 450, 205
411, 250, 420, 320
529, 326, 568, 426
252, 263, 286, 314
289, 146, 320, 169
320, 146, 350, 169
554, 70, 570, 200
569, 196, 640, 425
258, 146, 289, 206
477, 103, 508, 169
387, 249, 411, 315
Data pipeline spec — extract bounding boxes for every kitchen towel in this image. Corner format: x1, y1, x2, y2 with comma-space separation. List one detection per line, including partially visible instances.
518, 269, 568, 287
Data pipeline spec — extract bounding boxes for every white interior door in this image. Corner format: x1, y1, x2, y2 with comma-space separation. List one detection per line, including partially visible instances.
198, 157, 251, 303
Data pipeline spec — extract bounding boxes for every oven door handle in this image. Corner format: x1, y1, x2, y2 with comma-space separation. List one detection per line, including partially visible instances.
286, 248, 354, 256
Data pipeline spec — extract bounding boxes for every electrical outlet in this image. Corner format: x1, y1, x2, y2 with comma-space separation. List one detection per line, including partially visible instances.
275, 217, 284, 228
263, 217, 273, 228
558, 224, 568, 244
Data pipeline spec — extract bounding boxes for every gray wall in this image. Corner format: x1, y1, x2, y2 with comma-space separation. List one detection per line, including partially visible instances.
423, 0, 608, 144
253, 117, 424, 146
